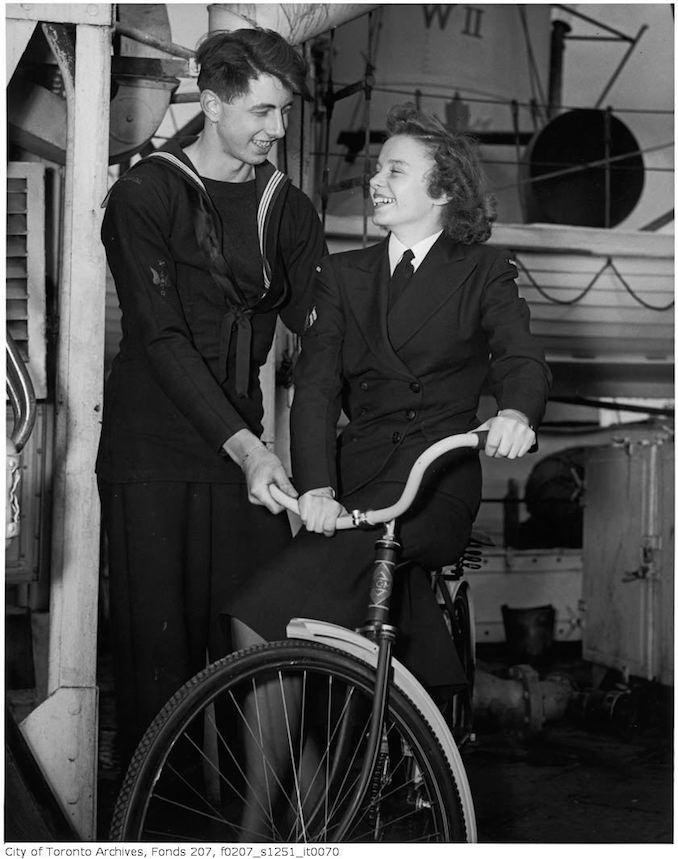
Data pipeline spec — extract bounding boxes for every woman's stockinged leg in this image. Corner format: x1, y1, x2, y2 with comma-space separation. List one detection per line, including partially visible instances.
232, 617, 266, 652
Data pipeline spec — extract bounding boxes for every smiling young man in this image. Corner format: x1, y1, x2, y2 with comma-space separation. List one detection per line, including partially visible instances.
97, 28, 327, 767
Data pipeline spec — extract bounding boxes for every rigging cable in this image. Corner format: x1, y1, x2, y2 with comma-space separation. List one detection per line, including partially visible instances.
318, 14, 380, 239
361, 10, 376, 246
493, 139, 674, 194
362, 84, 673, 117
517, 5, 547, 126
510, 99, 524, 178
320, 28, 335, 229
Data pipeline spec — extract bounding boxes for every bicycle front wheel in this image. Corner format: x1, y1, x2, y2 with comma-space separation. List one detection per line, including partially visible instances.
110, 639, 468, 842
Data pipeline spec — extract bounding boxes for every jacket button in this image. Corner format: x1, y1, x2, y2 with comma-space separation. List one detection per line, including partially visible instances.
360, 381, 369, 391
392, 431, 402, 444
410, 382, 421, 393
405, 409, 416, 420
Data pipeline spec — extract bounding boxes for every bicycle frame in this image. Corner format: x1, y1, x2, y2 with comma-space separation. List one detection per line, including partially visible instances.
269, 430, 487, 841
109, 431, 486, 843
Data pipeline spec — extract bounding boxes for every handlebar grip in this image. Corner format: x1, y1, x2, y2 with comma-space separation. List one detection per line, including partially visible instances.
270, 484, 300, 515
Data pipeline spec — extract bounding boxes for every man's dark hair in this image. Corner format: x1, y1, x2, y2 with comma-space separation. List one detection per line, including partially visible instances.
196, 28, 310, 101
386, 103, 496, 244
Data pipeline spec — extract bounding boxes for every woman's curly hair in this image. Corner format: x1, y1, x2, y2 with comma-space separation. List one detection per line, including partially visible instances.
385, 103, 496, 244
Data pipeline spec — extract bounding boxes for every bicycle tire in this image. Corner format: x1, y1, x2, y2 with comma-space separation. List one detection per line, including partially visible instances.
109, 639, 469, 842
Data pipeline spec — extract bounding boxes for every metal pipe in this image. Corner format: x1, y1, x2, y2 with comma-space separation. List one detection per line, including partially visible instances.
6, 330, 37, 452
640, 209, 675, 232
604, 107, 612, 228
553, 4, 634, 42
114, 21, 195, 60
547, 19, 571, 119
474, 666, 575, 733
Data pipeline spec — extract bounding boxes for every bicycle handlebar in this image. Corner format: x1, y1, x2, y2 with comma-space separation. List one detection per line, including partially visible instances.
269, 430, 488, 531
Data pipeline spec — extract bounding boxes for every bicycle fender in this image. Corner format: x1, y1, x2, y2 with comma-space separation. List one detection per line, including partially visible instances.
286, 617, 477, 842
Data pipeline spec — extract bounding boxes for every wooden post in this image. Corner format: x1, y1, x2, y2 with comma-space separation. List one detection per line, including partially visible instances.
19, 8, 113, 840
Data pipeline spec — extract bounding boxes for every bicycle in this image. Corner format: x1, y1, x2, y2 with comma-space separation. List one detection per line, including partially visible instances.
109, 430, 487, 843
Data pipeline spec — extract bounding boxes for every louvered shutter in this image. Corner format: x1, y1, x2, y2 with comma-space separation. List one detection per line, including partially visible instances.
6, 162, 47, 399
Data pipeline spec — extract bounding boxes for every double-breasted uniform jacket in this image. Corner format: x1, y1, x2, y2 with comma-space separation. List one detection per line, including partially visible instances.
290, 233, 552, 503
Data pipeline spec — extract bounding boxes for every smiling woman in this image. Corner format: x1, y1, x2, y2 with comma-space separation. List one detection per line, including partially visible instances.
370, 135, 450, 246
371, 104, 496, 247
226, 104, 552, 808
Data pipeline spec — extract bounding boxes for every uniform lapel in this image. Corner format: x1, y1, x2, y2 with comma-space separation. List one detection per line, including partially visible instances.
344, 239, 413, 378
387, 234, 477, 351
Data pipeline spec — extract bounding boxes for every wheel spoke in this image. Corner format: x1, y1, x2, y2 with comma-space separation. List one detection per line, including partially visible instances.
110, 641, 468, 843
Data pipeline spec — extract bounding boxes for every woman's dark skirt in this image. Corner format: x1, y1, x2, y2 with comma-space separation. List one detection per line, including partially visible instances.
227, 480, 477, 689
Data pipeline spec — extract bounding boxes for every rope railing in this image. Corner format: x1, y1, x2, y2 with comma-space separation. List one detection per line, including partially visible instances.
514, 255, 674, 312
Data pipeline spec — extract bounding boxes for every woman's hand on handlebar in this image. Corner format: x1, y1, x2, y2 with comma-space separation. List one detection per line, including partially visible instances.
298, 487, 349, 537
475, 410, 535, 459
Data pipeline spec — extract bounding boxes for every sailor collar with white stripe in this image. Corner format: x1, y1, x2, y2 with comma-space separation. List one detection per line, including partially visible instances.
144, 151, 287, 293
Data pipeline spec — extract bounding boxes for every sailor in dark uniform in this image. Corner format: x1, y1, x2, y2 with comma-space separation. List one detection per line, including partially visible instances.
97, 29, 326, 764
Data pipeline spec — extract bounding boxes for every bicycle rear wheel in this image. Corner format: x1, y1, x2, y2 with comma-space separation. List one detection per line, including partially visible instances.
109, 639, 468, 842
448, 583, 475, 742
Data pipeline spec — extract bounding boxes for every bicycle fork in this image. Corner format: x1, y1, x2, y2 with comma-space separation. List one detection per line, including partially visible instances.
331, 522, 400, 842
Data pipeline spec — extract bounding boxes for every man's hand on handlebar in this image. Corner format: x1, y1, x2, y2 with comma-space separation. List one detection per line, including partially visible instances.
223, 429, 298, 514
241, 446, 298, 514
475, 409, 535, 459
298, 487, 349, 537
